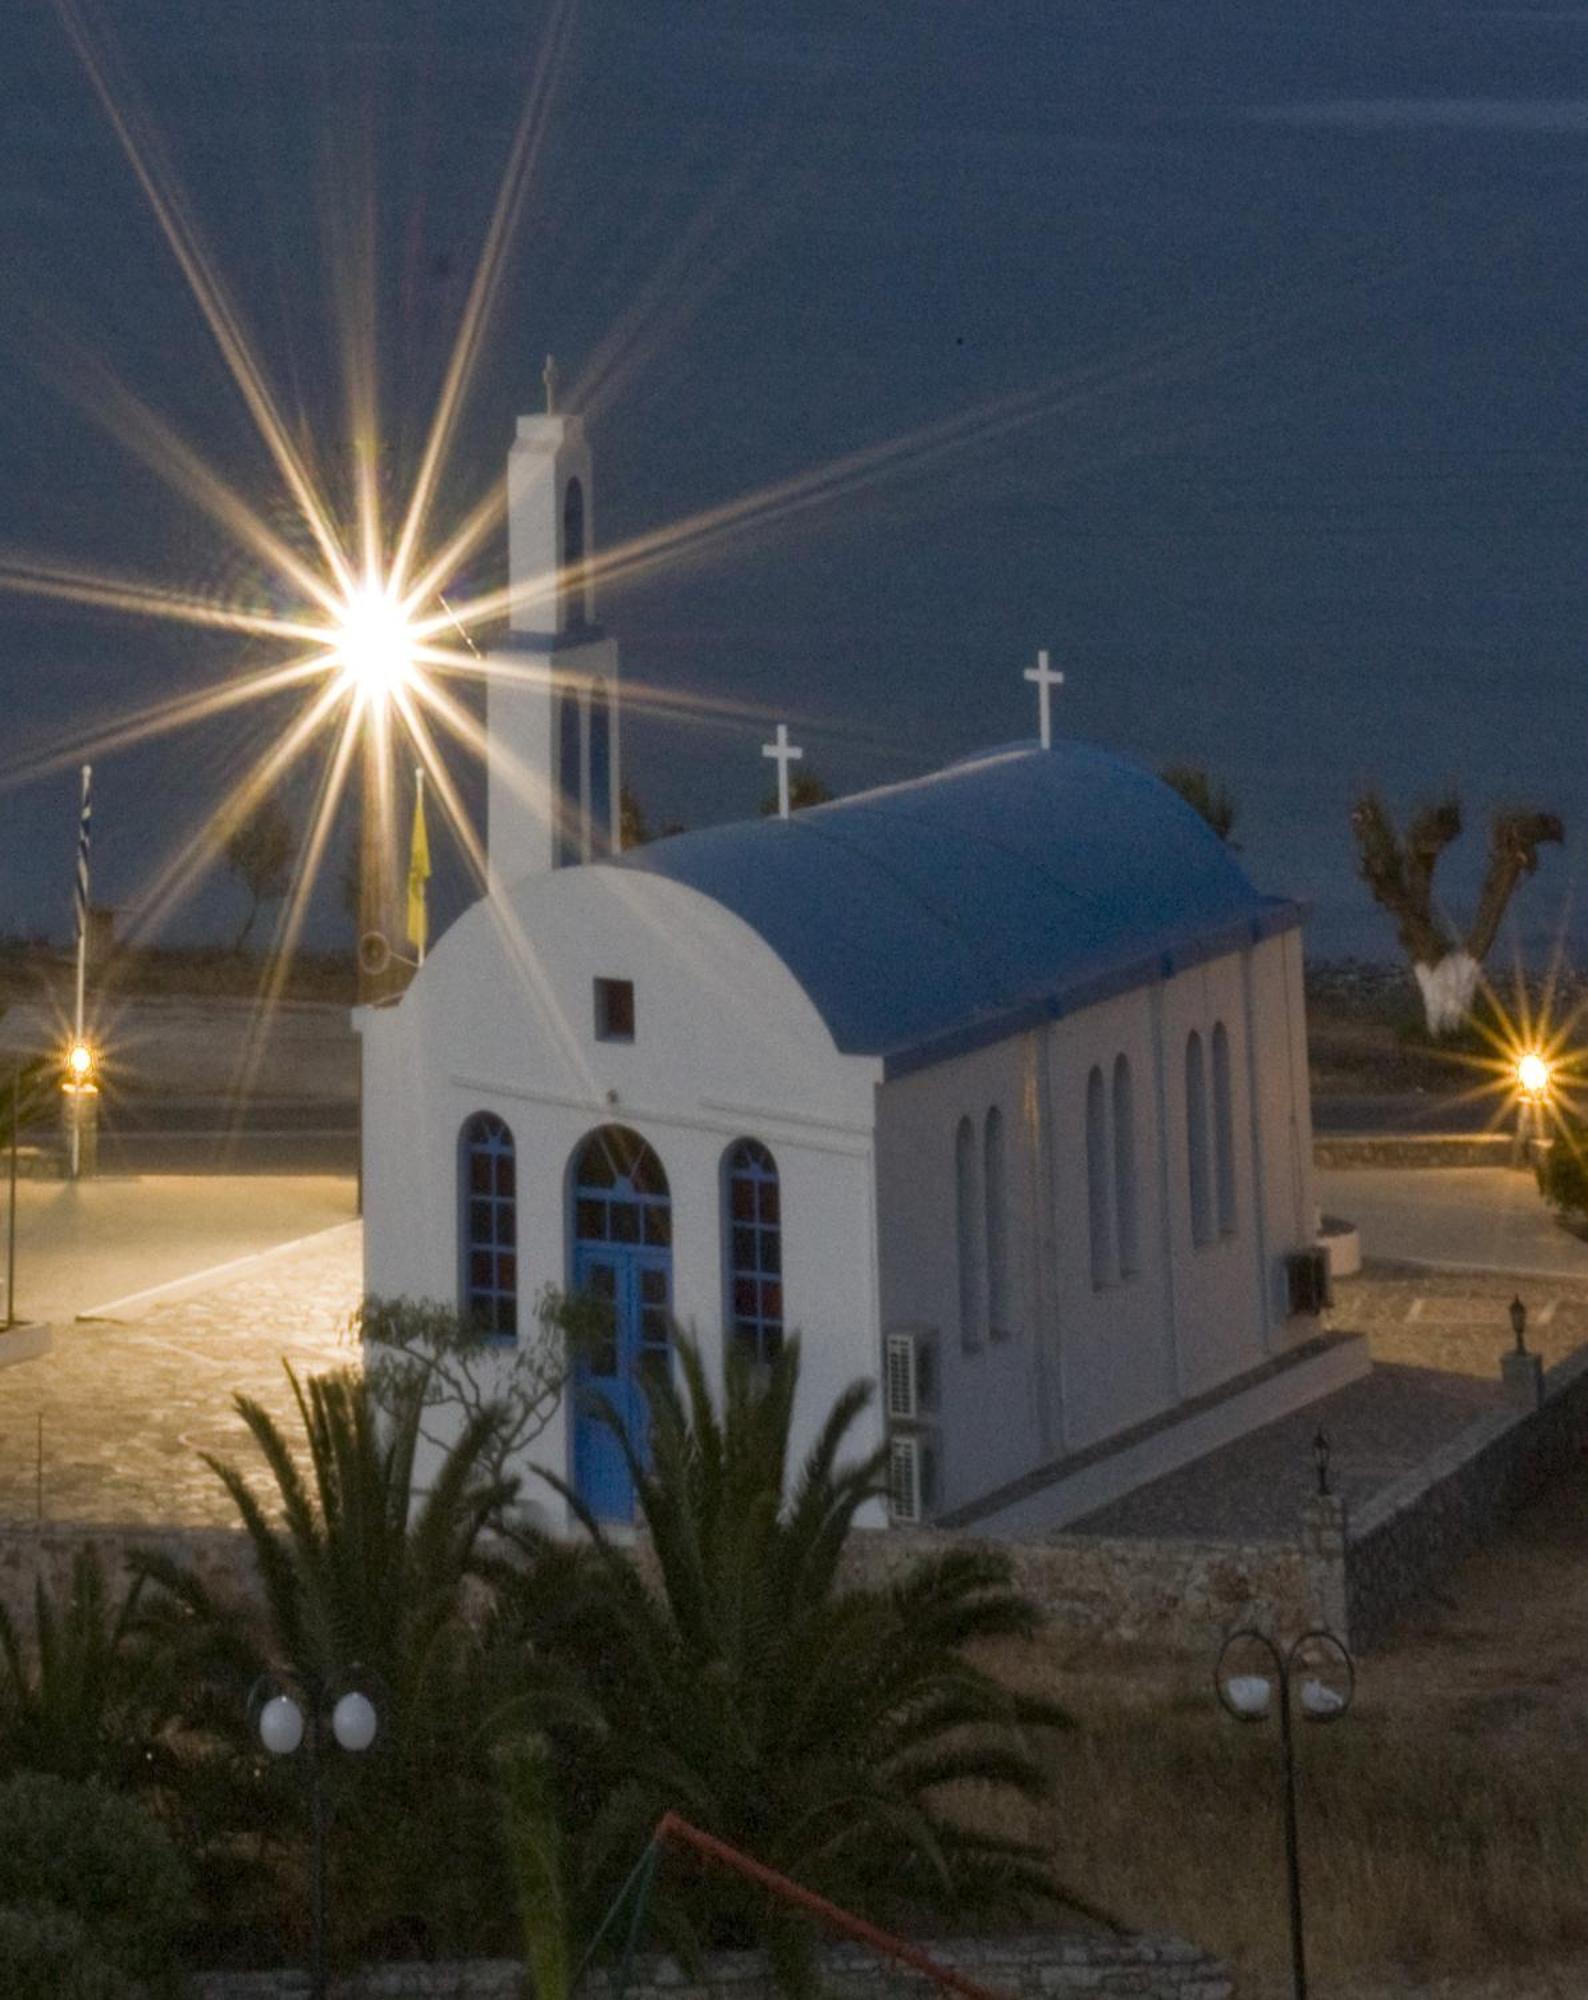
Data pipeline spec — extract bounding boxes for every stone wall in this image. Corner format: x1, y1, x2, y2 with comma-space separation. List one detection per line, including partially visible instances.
0, 1522, 255, 1628
1345, 1345, 1588, 1650
11, 1346, 1588, 1664
195, 1930, 1232, 2000
843, 1525, 1315, 1655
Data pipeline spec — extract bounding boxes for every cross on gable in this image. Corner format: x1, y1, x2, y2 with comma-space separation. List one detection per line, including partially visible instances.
1023, 648, 1064, 750
762, 722, 804, 819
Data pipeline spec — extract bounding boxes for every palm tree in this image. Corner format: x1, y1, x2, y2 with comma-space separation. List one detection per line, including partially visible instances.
137, 1365, 526, 1958
512, 1338, 1073, 1987
1159, 765, 1237, 845
0, 1548, 172, 1786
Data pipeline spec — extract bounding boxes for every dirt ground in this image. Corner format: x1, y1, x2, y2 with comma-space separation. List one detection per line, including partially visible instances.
1015, 1438, 1588, 2000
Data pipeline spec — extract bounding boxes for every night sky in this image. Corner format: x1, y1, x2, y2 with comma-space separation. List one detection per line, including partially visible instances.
4, 1, 1588, 961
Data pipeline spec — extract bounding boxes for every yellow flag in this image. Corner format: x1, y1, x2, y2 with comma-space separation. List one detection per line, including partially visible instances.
406, 775, 431, 957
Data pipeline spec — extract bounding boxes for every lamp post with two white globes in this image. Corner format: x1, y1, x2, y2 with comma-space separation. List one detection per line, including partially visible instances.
254, 1677, 380, 2000
1214, 1626, 1355, 2000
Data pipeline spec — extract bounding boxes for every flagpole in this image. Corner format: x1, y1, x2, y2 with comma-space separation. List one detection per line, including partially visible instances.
70, 764, 91, 1181
74, 765, 90, 1050
414, 767, 426, 967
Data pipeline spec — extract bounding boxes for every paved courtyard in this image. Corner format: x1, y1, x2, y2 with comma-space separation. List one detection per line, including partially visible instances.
5, 1173, 358, 1328
1318, 1164, 1588, 1280
0, 1222, 358, 1528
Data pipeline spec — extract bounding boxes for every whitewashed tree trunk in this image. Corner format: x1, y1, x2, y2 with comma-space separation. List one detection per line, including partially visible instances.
1414, 952, 1480, 1036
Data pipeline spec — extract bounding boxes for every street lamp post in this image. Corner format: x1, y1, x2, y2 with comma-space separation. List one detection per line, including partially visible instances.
1215, 1627, 1355, 2000
5, 1067, 18, 1329
254, 1678, 380, 2000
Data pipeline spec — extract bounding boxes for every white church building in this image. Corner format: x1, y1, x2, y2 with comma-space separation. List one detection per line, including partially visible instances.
358, 403, 1363, 1535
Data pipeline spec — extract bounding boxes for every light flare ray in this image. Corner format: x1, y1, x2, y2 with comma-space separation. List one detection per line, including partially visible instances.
54, 0, 355, 593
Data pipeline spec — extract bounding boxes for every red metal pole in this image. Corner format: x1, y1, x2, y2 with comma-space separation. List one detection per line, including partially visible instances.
653, 1814, 1014, 2000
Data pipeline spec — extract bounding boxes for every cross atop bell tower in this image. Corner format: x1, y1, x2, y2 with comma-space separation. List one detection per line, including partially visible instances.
487, 374, 623, 889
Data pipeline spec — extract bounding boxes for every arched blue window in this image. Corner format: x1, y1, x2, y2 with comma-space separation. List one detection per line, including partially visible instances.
955, 1116, 983, 1349
1113, 1055, 1139, 1279
589, 679, 612, 859
562, 477, 588, 631
1187, 1031, 1213, 1248
1212, 1022, 1237, 1236
724, 1139, 782, 1365
555, 685, 582, 868
1086, 1066, 1113, 1289
461, 1113, 516, 1339
984, 1107, 1011, 1338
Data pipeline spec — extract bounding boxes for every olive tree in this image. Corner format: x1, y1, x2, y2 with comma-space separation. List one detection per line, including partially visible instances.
1351, 790, 1563, 1035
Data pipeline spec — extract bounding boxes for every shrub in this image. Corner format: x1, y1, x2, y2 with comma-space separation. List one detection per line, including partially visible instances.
1535, 1113, 1588, 1225
0, 1772, 192, 1987
0, 1906, 138, 2000
0, 1546, 173, 1786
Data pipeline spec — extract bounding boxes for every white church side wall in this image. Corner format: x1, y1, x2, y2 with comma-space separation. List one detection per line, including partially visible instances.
1155, 952, 1270, 1400
358, 870, 884, 1530
1246, 926, 1319, 1337
874, 1036, 1054, 1512
1046, 987, 1180, 1454
874, 933, 1317, 1521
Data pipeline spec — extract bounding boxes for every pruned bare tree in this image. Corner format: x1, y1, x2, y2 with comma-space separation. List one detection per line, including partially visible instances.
355, 1284, 605, 1494
1351, 790, 1564, 1034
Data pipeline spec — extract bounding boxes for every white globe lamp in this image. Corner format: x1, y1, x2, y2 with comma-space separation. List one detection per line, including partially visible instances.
332, 1690, 379, 1754
259, 1692, 306, 1757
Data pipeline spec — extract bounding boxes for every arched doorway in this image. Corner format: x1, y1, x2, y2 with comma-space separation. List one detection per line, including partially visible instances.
569, 1125, 672, 1520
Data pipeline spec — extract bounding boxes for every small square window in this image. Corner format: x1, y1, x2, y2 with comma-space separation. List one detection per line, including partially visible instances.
594, 977, 635, 1043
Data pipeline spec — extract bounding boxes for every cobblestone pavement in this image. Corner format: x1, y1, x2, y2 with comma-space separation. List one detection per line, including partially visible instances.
1071, 1264, 1588, 1543
1068, 1360, 1498, 1541
0, 1224, 360, 1528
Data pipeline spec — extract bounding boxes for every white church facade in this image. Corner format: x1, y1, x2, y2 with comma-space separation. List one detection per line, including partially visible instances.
358, 405, 1360, 1535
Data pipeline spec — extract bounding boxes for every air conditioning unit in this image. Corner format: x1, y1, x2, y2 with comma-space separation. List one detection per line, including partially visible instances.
884, 1329, 937, 1423
1285, 1246, 1332, 1317
884, 1332, 920, 1422
889, 1433, 934, 1526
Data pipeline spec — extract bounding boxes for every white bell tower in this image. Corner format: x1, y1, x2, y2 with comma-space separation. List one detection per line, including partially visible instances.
486, 359, 622, 888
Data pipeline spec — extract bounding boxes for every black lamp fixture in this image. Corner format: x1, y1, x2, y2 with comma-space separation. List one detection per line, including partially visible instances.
1312, 1428, 1332, 1499
1510, 1295, 1528, 1355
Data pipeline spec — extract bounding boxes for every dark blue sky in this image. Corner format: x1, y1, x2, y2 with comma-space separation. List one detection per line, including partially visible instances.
3, 1, 1587, 961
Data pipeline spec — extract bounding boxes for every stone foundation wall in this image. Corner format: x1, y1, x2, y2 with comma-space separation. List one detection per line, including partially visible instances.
196, 1930, 1231, 2000
0, 1522, 255, 1628
1346, 1346, 1588, 1649
10, 1346, 1588, 1664
843, 1526, 1314, 1655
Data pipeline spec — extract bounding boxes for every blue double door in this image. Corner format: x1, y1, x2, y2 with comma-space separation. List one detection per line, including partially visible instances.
570, 1129, 673, 1522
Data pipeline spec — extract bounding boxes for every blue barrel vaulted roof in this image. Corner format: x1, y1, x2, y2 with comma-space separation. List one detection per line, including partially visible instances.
615, 743, 1302, 1077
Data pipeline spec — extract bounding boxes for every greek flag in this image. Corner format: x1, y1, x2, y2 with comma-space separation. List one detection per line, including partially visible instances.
74, 764, 91, 942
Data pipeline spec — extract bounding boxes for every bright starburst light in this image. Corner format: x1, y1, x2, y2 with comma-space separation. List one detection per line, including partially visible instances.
1, 0, 1327, 1124
330, 586, 417, 709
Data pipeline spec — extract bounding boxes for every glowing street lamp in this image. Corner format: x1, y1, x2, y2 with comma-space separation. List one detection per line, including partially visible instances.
61, 1038, 100, 1183
1513, 1048, 1553, 1167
